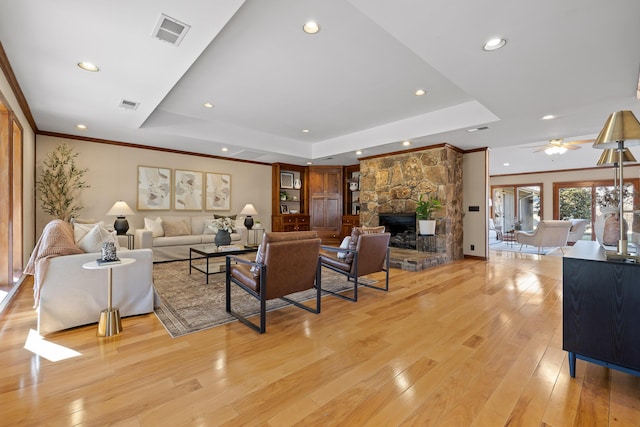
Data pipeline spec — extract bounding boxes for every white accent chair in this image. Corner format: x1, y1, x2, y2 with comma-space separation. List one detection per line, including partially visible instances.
489, 219, 502, 244
515, 220, 572, 254
567, 219, 589, 245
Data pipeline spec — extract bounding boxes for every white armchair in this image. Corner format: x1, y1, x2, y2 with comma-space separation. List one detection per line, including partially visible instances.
515, 220, 572, 254
567, 219, 589, 245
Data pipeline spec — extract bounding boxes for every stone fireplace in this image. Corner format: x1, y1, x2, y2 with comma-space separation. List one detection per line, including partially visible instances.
379, 213, 416, 249
359, 144, 464, 263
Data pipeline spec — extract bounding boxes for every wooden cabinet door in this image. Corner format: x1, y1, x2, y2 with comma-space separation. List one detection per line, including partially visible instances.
309, 167, 342, 238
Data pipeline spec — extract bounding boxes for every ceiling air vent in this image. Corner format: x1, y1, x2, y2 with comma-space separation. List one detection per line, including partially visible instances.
119, 99, 140, 110
152, 14, 191, 46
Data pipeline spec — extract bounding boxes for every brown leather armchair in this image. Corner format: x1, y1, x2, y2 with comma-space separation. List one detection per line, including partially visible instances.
225, 231, 321, 333
319, 231, 390, 302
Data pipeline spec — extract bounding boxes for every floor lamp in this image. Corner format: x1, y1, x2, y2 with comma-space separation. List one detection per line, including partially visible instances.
592, 111, 640, 258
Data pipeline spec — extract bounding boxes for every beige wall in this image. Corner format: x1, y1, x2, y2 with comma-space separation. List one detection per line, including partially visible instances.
35, 136, 272, 235
463, 150, 489, 258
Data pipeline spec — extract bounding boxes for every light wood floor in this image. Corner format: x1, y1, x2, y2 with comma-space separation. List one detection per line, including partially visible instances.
2, 250, 639, 426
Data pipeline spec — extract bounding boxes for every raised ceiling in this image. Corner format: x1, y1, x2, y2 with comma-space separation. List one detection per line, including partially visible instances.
0, 0, 639, 174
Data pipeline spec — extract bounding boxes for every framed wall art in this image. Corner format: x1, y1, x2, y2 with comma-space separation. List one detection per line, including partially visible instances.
174, 169, 203, 210
280, 204, 289, 214
205, 172, 231, 211
137, 166, 171, 210
280, 172, 294, 189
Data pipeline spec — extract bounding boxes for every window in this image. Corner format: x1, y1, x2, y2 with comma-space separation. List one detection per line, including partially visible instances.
491, 184, 542, 232
0, 92, 23, 290
554, 179, 639, 241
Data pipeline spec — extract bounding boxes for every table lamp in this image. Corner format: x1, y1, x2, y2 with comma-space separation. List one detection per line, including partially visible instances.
106, 201, 135, 235
240, 203, 259, 230
592, 110, 640, 257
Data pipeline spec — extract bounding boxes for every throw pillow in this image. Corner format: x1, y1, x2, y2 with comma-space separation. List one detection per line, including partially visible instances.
337, 235, 351, 259
76, 224, 119, 253
144, 217, 164, 237
203, 219, 217, 235
345, 226, 385, 263
214, 214, 237, 220
73, 221, 105, 243
162, 219, 191, 237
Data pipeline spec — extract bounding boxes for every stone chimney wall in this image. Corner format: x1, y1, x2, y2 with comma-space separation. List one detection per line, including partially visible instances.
359, 145, 464, 261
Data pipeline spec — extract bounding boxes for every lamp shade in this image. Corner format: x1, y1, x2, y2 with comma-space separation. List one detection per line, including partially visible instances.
596, 148, 637, 165
106, 201, 135, 216
239, 204, 258, 216
592, 110, 640, 149
240, 203, 258, 230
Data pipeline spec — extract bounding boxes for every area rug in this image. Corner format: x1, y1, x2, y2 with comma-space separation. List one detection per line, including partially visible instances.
153, 260, 376, 338
489, 241, 562, 255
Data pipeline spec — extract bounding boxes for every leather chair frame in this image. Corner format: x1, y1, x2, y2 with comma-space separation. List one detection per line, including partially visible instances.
225, 237, 321, 333
319, 232, 390, 302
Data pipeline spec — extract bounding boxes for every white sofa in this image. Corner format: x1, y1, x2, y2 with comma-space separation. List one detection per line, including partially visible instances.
37, 248, 155, 335
135, 215, 247, 262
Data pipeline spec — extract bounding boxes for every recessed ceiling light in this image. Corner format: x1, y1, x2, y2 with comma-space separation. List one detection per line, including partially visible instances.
302, 129, 310, 133
356, 150, 362, 155
221, 147, 228, 152
414, 89, 426, 96
402, 140, 411, 146
203, 102, 214, 108
303, 21, 320, 34
483, 37, 506, 51
466, 126, 489, 133
306, 161, 313, 165
503, 163, 510, 166
75, 124, 87, 130
77, 62, 99, 72
541, 114, 556, 120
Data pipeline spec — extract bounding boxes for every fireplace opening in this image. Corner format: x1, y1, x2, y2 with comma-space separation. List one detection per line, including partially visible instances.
378, 213, 416, 249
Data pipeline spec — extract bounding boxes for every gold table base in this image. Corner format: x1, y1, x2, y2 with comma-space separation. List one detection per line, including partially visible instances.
97, 308, 122, 337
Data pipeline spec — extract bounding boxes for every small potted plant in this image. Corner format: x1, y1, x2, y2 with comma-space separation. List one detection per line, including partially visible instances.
280, 191, 289, 201
416, 193, 443, 235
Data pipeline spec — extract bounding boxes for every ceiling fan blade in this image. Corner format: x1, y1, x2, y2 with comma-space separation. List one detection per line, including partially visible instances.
564, 139, 594, 146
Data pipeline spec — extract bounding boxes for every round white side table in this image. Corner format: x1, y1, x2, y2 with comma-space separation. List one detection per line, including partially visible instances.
82, 257, 136, 337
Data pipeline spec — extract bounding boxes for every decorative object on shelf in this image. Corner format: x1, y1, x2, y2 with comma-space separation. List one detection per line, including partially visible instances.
36, 143, 90, 221
106, 200, 136, 235
293, 178, 302, 189
240, 203, 259, 230
289, 209, 299, 214
280, 191, 289, 201
280, 172, 294, 189
280, 204, 289, 214
137, 165, 171, 210
349, 179, 359, 191
101, 241, 118, 262
592, 110, 640, 257
416, 193, 443, 235
205, 172, 231, 211
174, 169, 203, 210
214, 229, 232, 247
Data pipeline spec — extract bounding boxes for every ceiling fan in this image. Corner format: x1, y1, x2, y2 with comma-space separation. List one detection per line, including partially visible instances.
526, 138, 594, 155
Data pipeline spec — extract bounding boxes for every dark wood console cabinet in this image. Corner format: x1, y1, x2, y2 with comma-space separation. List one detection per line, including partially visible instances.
563, 241, 640, 377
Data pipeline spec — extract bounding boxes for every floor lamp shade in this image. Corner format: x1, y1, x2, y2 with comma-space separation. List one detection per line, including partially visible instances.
240, 203, 259, 230
592, 110, 640, 256
106, 201, 135, 235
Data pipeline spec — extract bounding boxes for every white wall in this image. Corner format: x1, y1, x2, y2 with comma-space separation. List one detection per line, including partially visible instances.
35, 136, 272, 235
463, 150, 489, 257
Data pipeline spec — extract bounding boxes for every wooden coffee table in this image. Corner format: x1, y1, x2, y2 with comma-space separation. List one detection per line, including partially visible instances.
189, 245, 258, 284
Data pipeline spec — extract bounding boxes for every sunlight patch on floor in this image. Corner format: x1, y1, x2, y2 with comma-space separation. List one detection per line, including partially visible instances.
24, 329, 82, 362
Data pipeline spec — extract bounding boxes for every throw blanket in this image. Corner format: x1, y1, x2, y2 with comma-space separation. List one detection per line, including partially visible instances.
24, 220, 83, 308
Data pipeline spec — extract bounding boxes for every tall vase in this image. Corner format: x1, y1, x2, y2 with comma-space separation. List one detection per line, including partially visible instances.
595, 207, 628, 246
215, 230, 231, 247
